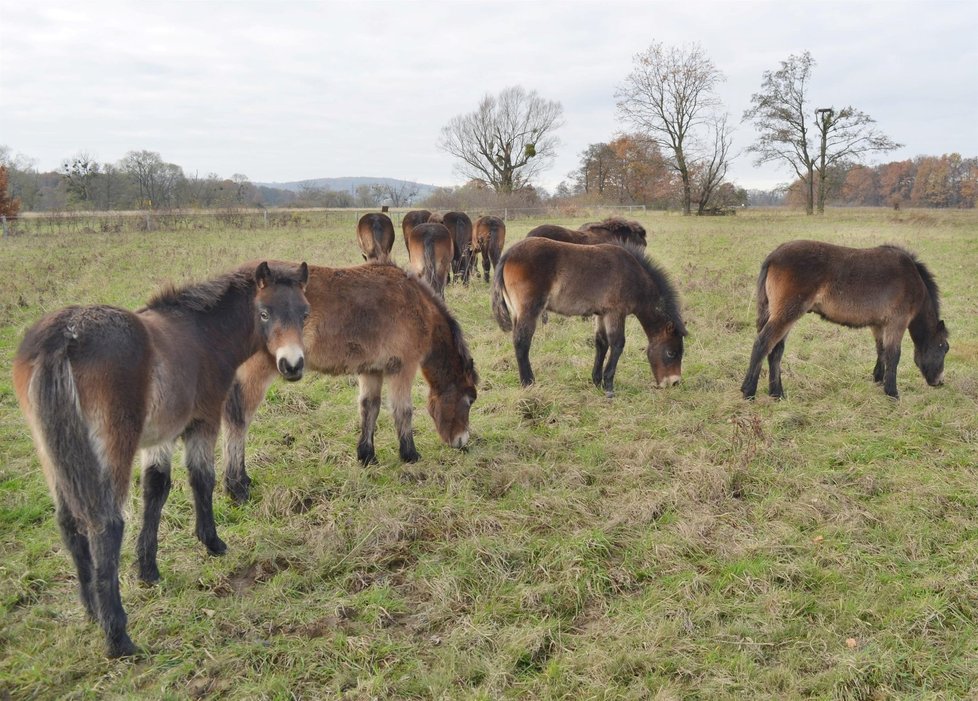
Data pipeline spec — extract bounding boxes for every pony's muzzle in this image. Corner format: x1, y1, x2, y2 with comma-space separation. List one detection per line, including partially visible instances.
928, 372, 945, 387
657, 375, 681, 388
451, 431, 470, 449
276, 346, 305, 381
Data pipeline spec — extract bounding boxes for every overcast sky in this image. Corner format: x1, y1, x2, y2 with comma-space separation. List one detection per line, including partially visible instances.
1, 0, 976, 191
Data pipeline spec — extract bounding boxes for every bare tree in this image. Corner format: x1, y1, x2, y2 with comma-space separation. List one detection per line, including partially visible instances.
744, 52, 900, 214
119, 150, 185, 209
616, 41, 726, 215
370, 181, 419, 207
439, 86, 564, 194
692, 114, 735, 214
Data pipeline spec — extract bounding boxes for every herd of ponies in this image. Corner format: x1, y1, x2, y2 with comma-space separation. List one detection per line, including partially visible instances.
13, 209, 949, 657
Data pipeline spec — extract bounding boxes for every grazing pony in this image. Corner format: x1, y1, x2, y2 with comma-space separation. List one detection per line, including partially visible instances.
527, 221, 646, 248
12, 261, 310, 657
404, 222, 453, 297
578, 217, 647, 248
356, 212, 396, 263
470, 215, 507, 283
223, 263, 478, 498
401, 209, 431, 247
430, 211, 474, 284
741, 240, 949, 399
492, 237, 686, 397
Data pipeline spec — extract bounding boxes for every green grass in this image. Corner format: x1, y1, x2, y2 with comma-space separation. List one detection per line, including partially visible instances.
1, 208, 976, 699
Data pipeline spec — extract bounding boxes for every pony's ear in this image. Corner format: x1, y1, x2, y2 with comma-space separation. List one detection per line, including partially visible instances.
937, 320, 947, 334
255, 261, 272, 290
298, 262, 309, 289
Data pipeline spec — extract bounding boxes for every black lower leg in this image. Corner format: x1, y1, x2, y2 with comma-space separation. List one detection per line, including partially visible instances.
188, 466, 226, 555
883, 345, 901, 398
357, 395, 381, 465
592, 331, 609, 387
136, 465, 171, 583
91, 517, 138, 658
514, 323, 536, 387
768, 340, 786, 398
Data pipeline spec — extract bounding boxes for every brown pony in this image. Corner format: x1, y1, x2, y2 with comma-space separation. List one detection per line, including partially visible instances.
401, 209, 431, 248
12, 262, 310, 657
578, 217, 647, 247
356, 212, 395, 263
492, 237, 686, 397
470, 215, 507, 283
432, 211, 474, 284
742, 240, 949, 399
527, 220, 646, 248
223, 263, 478, 498
404, 221, 453, 296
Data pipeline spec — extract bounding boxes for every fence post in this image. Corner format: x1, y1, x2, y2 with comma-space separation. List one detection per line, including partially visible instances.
145, 212, 151, 232
1, 215, 7, 238
264, 209, 269, 227
504, 208, 508, 222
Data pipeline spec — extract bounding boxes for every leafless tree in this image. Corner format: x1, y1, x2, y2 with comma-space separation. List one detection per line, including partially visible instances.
692, 114, 735, 214
744, 52, 900, 214
119, 150, 184, 209
439, 86, 564, 194
370, 181, 418, 207
616, 41, 727, 215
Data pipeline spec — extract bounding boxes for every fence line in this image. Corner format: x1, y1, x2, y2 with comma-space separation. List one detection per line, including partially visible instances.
1, 204, 650, 237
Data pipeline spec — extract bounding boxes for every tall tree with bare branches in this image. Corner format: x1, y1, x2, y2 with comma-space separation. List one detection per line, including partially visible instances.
439, 86, 564, 194
744, 52, 901, 214
616, 41, 727, 215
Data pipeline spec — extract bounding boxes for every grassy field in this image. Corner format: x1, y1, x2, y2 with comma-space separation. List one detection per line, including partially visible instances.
1, 208, 976, 700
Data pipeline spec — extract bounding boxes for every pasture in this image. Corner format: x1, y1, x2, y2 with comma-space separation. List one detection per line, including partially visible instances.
1, 208, 976, 699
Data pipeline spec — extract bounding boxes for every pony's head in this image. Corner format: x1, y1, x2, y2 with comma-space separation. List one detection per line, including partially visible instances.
254, 261, 310, 382
426, 318, 478, 449
646, 319, 686, 388
914, 319, 949, 386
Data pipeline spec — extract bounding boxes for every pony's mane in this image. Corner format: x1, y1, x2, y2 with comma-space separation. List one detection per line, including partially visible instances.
881, 245, 942, 319
620, 243, 685, 333
142, 268, 254, 313
406, 268, 479, 383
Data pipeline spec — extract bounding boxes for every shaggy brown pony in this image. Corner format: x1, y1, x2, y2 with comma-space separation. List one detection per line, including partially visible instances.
429, 211, 474, 284
404, 222, 453, 297
223, 263, 478, 499
741, 240, 949, 399
356, 212, 395, 263
492, 237, 686, 397
401, 209, 431, 249
13, 261, 310, 657
578, 217, 647, 247
526, 219, 646, 248
470, 215, 507, 283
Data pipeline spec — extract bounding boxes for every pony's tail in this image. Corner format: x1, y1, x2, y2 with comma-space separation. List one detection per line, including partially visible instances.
491, 261, 513, 331
754, 258, 771, 331
422, 236, 438, 290
30, 344, 116, 526
372, 218, 390, 264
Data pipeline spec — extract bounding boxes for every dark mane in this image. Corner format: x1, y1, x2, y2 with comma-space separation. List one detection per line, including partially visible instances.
142, 269, 254, 313
620, 243, 685, 333
409, 268, 479, 383
880, 245, 942, 319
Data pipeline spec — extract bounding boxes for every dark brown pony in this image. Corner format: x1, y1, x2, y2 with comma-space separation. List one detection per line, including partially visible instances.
578, 217, 647, 247
492, 237, 686, 397
432, 211, 474, 284
223, 263, 478, 498
404, 222, 453, 296
12, 262, 310, 657
470, 215, 507, 283
401, 209, 431, 249
527, 220, 646, 248
741, 240, 949, 399
356, 212, 395, 263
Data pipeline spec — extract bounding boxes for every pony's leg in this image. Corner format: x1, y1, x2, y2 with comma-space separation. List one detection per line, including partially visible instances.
357, 372, 384, 465
598, 315, 626, 398
135, 444, 173, 583
183, 421, 226, 555
741, 318, 794, 399
872, 328, 885, 384
482, 250, 491, 283
880, 326, 905, 398
513, 313, 541, 387
88, 506, 137, 657
223, 354, 277, 503
767, 339, 787, 398
54, 496, 97, 621
592, 316, 609, 388
389, 369, 420, 463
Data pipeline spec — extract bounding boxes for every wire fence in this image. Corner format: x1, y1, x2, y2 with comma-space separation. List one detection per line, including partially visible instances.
0, 205, 650, 238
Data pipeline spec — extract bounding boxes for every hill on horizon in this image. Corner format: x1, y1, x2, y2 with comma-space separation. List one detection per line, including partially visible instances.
256, 176, 439, 199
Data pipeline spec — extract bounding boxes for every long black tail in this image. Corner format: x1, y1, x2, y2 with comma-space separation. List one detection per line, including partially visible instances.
422, 236, 440, 292
755, 258, 771, 331
31, 343, 116, 527
371, 218, 390, 263
491, 257, 513, 331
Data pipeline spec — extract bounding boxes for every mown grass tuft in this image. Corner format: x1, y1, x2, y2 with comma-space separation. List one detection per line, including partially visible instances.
1, 208, 976, 699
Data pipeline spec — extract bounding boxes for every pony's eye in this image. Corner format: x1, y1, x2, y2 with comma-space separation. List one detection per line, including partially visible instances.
302, 310, 310, 322
665, 350, 676, 360
259, 310, 270, 322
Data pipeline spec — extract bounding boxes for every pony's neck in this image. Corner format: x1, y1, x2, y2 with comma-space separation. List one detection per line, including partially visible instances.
635, 305, 673, 340
908, 307, 939, 348
420, 317, 459, 393
196, 283, 261, 362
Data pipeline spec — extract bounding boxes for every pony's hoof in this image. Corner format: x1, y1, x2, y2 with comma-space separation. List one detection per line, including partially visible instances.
225, 478, 251, 504
205, 537, 227, 556
604, 390, 615, 399
137, 564, 161, 585
357, 447, 377, 466
401, 450, 421, 463
106, 634, 142, 659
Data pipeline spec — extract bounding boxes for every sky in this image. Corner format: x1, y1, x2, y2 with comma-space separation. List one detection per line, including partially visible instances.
1, 0, 976, 192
